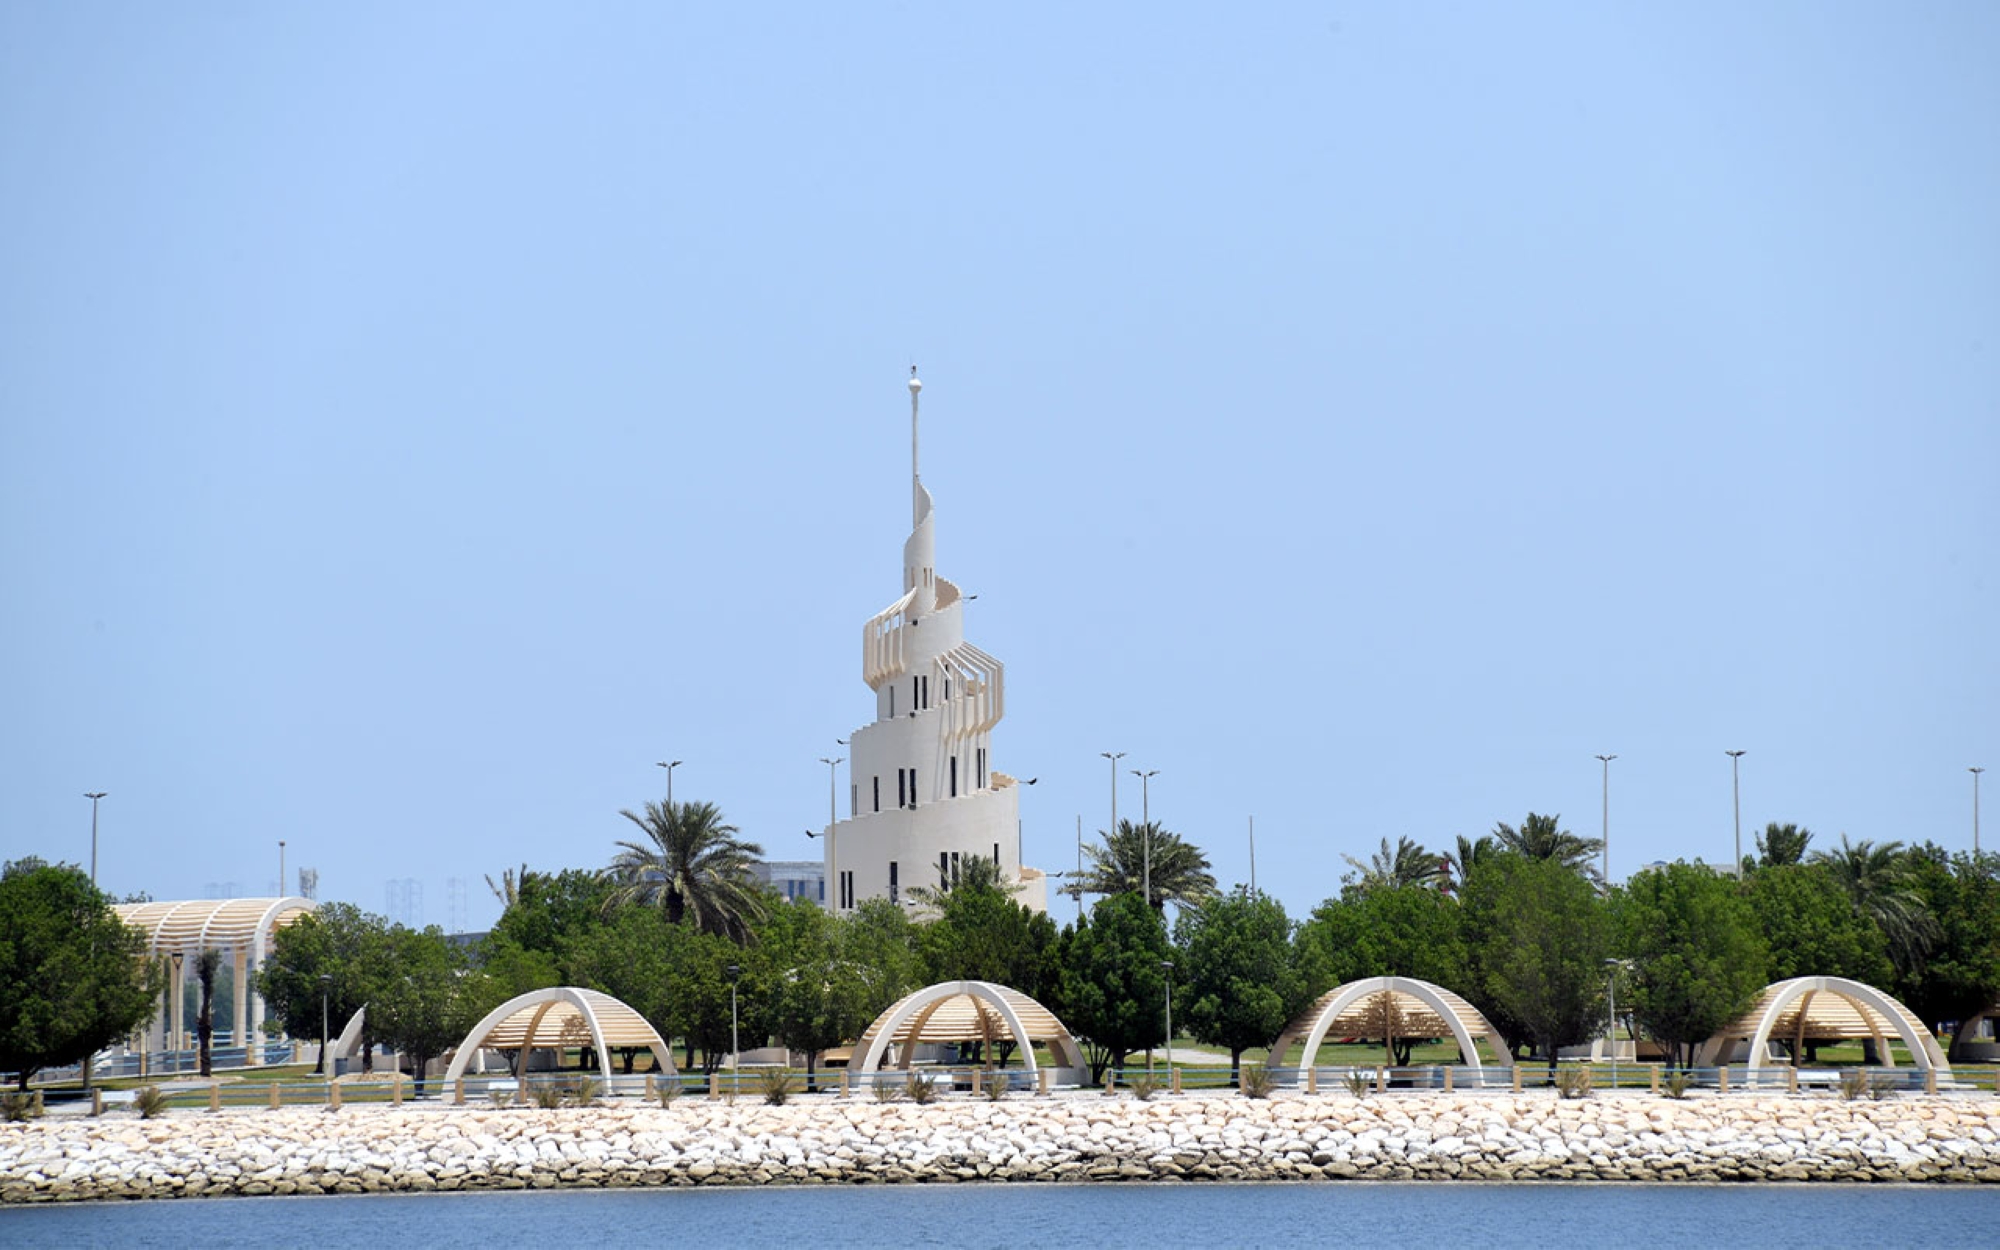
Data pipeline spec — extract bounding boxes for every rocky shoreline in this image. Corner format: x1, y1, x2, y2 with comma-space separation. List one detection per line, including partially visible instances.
5, 1092, 1999, 1202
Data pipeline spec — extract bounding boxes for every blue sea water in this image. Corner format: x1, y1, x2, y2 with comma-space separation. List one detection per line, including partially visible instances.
3, 1183, 1995, 1248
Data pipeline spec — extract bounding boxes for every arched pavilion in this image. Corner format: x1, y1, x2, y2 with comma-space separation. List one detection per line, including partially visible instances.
853, 980, 1088, 1082
115, 897, 317, 1065
1267, 976, 1514, 1081
442, 987, 676, 1087
1693, 976, 1950, 1075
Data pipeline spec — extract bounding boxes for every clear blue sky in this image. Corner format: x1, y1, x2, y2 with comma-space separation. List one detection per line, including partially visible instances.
4, 3, 1995, 934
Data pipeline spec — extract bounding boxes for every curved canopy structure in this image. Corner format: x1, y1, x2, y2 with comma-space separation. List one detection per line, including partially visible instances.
854, 980, 1087, 1079
114, 897, 317, 1065
443, 987, 676, 1086
1694, 976, 1950, 1073
1268, 977, 1514, 1079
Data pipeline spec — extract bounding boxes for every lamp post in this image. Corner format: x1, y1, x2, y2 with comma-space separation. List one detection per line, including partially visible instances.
84, 792, 107, 885
1973, 767, 1986, 857
819, 757, 844, 911
727, 964, 741, 1079
1131, 769, 1158, 910
657, 759, 682, 807
318, 974, 332, 1077
1604, 959, 1630, 1092
1101, 751, 1125, 851
1160, 959, 1174, 1083
170, 951, 185, 1072
1075, 815, 1084, 921
278, 840, 286, 897
1594, 755, 1616, 892
1725, 750, 1747, 879
1248, 816, 1256, 896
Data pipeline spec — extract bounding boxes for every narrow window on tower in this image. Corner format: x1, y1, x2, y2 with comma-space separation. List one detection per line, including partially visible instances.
993, 842, 1000, 866
896, 770, 906, 808
977, 748, 986, 789
944, 675, 951, 701
873, 776, 881, 813
851, 783, 858, 817
950, 851, 962, 886
950, 756, 958, 797
888, 687, 895, 718
938, 852, 949, 891
923, 675, 930, 707
841, 871, 854, 910
889, 861, 899, 905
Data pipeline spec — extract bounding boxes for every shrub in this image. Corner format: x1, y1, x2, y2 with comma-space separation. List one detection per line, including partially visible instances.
527, 1082, 567, 1110
982, 1071, 1009, 1102
1553, 1066, 1593, 1100
871, 1076, 904, 1103
658, 1078, 684, 1106
133, 1086, 171, 1119
1239, 1066, 1275, 1100
490, 1086, 516, 1109
1126, 1073, 1161, 1101
570, 1077, 600, 1107
1342, 1069, 1371, 1098
756, 1069, 800, 1106
1869, 1072, 1899, 1102
1, 1091, 42, 1122
1662, 1069, 1693, 1100
905, 1071, 939, 1105
1838, 1069, 1868, 1102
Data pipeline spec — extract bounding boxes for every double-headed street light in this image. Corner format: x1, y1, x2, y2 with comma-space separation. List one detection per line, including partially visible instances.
1973, 767, 1986, 856
1726, 750, 1747, 879
819, 757, 844, 911
318, 974, 333, 1077
1594, 755, 1616, 892
84, 792, 107, 885
657, 759, 682, 807
1160, 959, 1174, 1083
1131, 769, 1158, 910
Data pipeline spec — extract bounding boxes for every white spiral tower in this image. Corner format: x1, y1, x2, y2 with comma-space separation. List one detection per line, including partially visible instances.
824, 371, 1043, 913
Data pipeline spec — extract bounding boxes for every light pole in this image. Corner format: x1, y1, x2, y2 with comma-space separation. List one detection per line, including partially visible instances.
657, 759, 682, 807
318, 974, 332, 1077
170, 951, 185, 1071
819, 756, 844, 911
1075, 815, 1084, 921
279, 840, 286, 897
1160, 959, 1174, 1083
1725, 750, 1746, 879
1131, 769, 1158, 910
1595, 755, 1616, 891
1973, 767, 1986, 856
84, 792, 107, 885
727, 964, 741, 1078
1248, 816, 1256, 896
1604, 958, 1629, 1092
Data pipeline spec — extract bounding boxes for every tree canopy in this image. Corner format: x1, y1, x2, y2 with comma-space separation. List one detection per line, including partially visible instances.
608, 799, 768, 943
1461, 852, 1609, 1069
1175, 891, 1303, 1079
1614, 861, 1768, 1068
1076, 820, 1219, 911
0, 859, 157, 1089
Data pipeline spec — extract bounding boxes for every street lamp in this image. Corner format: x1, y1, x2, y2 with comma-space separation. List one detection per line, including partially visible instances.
318, 974, 332, 1077
820, 757, 844, 912
726, 964, 742, 1080
1604, 958, 1630, 1092
1725, 750, 1747, 879
657, 759, 682, 807
84, 792, 107, 885
1101, 751, 1125, 856
278, 840, 286, 897
1594, 755, 1616, 892
169, 951, 185, 1072
1131, 769, 1158, 910
1973, 767, 1986, 857
1159, 959, 1174, 1083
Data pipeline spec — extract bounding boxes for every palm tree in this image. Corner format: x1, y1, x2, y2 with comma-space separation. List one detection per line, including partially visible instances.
608, 799, 769, 943
1342, 836, 1446, 892
1493, 812, 1603, 883
1442, 833, 1499, 896
1809, 835, 1938, 976
902, 852, 1022, 909
1076, 819, 1219, 910
1756, 823, 1813, 867
485, 863, 532, 908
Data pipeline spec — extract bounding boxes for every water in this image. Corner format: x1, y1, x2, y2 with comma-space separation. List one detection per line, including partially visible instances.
3, 1183, 1995, 1248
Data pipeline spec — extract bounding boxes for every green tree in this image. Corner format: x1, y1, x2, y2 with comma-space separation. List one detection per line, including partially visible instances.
193, 948, 223, 1078
258, 902, 389, 1074
751, 899, 882, 1088
369, 925, 481, 1096
917, 855, 1060, 1002
1175, 891, 1303, 1080
1076, 820, 1219, 911
1896, 846, 2000, 1059
838, 899, 923, 1013
1614, 862, 1768, 1068
562, 905, 682, 1070
0, 859, 157, 1090
1809, 835, 1938, 978
1443, 834, 1500, 897
1294, 883, 1467, 1009
1755, 823, 1813, 868
1745, 863, 1893, 988
1060, 893, 1172, 1080
1341, 837, 1446, 893
1461, 853, 1610, 1072
608, 799, 768, 943
1493, 813, 1603, 883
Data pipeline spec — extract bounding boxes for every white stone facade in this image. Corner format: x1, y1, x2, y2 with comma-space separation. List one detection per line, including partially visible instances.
824, 373, 1045, 914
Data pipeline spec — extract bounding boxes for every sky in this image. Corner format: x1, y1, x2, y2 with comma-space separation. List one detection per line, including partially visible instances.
3, 3, 1995, 936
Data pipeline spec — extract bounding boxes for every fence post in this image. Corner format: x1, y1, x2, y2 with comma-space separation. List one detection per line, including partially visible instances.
645, 1073, 656, 1101
1376, 1066, 1388, 1094
840, 1068, 850, 1098
1105, 1069, 1117, 1095
1037, 1067, 1049, 1096
1787, 1067, 1798, 1094
329, 1081, 342, 1110
1171, 1067, 1183, 1094
454, 1079, 465, 1106
1649, 1066, 1660, 1093
392, 1077, 403, 1105
1716, 1067, 1729, 1095
708, 1072, 720, 1101
1442, 1066, 1454, 1093
91, 1088, 104, 1117
209, 1084, 221, 1113
1925, 1067, 1937, 1095
1306, 1067, 1317, 1095
269, 1084, 281, 1110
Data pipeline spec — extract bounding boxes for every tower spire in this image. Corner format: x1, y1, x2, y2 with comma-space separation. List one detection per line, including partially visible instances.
909, 366, 922, 527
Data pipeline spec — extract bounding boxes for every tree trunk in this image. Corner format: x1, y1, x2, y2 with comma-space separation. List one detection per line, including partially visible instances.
1230, 1047, 1243, 1086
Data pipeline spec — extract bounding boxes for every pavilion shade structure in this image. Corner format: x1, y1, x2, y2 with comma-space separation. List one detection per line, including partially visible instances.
113, 897, 317, 1065
1267, 977, 1513, 1074
1696, 976, 1950, 1073
852, 980, 1087, 1077
443, 988, 674, 1086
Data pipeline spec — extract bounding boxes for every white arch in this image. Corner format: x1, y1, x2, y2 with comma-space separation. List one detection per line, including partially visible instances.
442, 987, 675, 1086
1274, 976, 1513, 1083
1696, 976, 1950, 1073
855, 980, 1085, 1075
